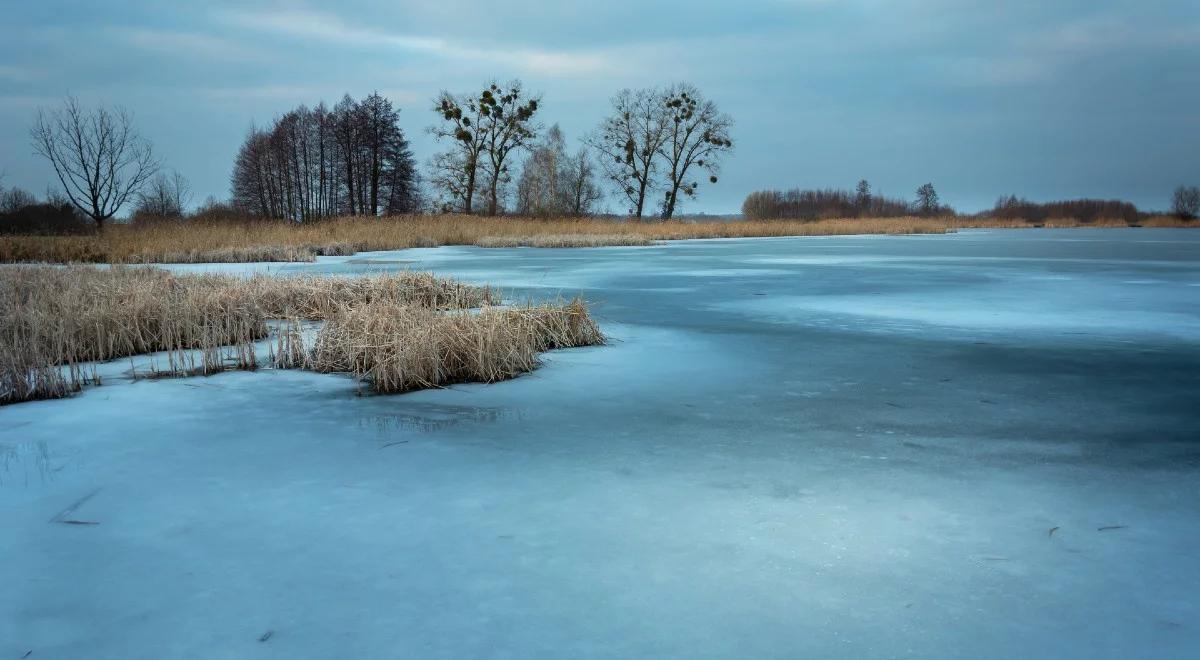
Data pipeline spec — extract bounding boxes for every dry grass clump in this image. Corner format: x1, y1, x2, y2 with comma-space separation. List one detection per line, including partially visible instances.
1, 266, 595, 404
1, 267, 268, 402
240, 272, 491, 319
310, 298, 603, 393
474, 234, 654, 248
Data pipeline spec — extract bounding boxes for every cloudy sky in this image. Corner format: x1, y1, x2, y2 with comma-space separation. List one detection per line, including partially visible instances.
1, 0, 1197, 214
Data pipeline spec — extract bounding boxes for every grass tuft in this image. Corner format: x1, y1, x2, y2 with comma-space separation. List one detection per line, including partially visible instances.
309, 298, 604, 393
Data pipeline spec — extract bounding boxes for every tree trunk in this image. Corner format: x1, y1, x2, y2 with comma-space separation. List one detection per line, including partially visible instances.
488, 174, 499, 216
663, 186, 678, 220
464, 161, 476, 215
369, 146, 380, 217
345, 159, 355, 215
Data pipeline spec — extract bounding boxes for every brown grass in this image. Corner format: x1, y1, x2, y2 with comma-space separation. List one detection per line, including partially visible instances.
474, 234, 654, 248
1, 266, 600, 405
4, 214, 1190, 264
310, 298, 603, 393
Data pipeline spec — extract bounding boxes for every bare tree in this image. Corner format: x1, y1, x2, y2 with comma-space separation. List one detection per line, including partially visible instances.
476, 81, 541, 215
426, 150, 475, 213
516, 125, 602, 218
134, 171, 191, 218
429, 90, 490, 214
914, 183, 940, 215
561, 148, 602, 217
30, 96, 158, 228
656, 83, 734, 220
516, 124, 567, 217
1172, 185, 1200, 220
587, 88, 671, 219
429, 82, 540, 216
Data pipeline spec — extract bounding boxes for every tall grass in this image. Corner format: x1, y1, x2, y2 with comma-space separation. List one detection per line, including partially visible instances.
1, 266, 599, 405
7, 213, 1186, 265
310, 299, 602, 393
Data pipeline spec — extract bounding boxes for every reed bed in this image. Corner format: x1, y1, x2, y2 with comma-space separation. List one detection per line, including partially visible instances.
310, 298, 603, 393
0, 266, 593, 405
475, 234, 654, 248
4, 214, 1188, 265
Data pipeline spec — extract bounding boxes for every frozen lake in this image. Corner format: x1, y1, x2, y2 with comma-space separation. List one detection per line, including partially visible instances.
3, 228, 1199, 659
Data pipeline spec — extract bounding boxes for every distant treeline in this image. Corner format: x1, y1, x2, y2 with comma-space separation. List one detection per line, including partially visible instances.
0, 187, 91, 235
742, 181, 951, 220
742, 183, 1162, 223
985, 196, 1139, 223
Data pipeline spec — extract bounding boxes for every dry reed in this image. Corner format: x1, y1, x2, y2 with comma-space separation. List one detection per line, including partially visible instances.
475, 234, 654, 248
4, 214, 1189, 265
310, 298, 603, 393
0, 266, 599, 404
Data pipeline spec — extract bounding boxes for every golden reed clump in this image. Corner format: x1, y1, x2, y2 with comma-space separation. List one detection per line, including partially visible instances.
6, 214, 1188, 265
1, 266, 600, 404
309, 298, 603, 393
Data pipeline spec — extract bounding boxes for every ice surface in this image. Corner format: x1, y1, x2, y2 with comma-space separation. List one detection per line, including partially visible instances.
3, 229, 1199, 659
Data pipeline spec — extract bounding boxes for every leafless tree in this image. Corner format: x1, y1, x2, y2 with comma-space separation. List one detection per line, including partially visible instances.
430, 81, 540, 216
426, 150, 480, 213
134, 171, 191, 218
516, 124, 567, 217
588, 88, 671, 219
30, 96, 159, 228
656, 83, 733, 220
429, 90, 489, 214
1172, 185, 1200, 220
561, 148, 602, 217
515, 125, 602, 218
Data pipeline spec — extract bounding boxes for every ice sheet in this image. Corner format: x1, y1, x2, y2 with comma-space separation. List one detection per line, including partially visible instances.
3, 229, 1199, 659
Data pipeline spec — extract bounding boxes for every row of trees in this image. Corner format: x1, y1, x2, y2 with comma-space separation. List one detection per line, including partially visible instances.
426, 81, 734, 219
231, 93, 418, 221
20, 83, 731, 226
988, 196, 1140, 223
742, 181, 948, 220
15, 93, 1198, 228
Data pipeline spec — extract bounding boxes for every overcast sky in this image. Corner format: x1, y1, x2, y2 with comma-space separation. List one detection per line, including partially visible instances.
1, 0, 1198, 214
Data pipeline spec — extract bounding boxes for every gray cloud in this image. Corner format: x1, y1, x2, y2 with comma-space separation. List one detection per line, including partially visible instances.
1, 0, 1197, 214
